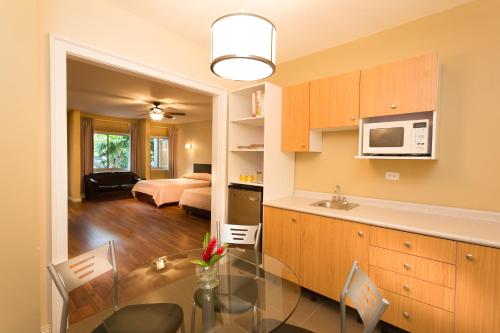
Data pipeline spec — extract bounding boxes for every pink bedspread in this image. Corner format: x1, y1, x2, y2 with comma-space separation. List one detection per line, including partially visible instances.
132, 178, 210, 206
179, 187, 212, 211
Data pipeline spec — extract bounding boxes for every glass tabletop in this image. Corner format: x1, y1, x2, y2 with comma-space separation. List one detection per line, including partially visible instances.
101, 248, 301, 333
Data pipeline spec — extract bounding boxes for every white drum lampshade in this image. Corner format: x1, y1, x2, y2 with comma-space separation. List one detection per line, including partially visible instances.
211, 14, 276, 81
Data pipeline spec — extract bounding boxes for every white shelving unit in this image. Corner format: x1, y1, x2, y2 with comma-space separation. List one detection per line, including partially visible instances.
227, 82, 295, 201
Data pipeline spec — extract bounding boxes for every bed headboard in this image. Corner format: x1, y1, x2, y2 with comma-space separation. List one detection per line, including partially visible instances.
193, 163, 212, 174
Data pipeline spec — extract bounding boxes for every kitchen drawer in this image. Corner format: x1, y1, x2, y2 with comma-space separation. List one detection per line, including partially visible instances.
399, 296, 454, 333
379, 288, 399, 327
369, 246, 456, 288
370, 265, 455, 312
370, 226, 456, 264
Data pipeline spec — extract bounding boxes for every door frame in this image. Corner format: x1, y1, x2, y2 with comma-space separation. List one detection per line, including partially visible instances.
49, 35, 227, 331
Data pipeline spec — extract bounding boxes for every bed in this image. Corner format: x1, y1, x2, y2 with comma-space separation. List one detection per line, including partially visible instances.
179, 186, 211, 218
132, 164, 211, 207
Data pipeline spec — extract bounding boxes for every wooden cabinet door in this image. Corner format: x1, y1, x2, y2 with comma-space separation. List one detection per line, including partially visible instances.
300, 214, 369, 301
281, 82, 310, 152
262, 207, 301, 276
456, 243, 500, 333
310, 71, 360, 129
360, 53, 438, 118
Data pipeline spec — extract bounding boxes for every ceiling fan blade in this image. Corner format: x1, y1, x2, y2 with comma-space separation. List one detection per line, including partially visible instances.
166, 112, 186, 116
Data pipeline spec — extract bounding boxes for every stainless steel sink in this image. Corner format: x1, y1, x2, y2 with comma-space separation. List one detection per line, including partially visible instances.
310, 200, 359, 211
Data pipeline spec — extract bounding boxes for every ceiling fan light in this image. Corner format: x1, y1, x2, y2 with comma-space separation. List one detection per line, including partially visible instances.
211, 13, 276, 81
150, 113, 164, 121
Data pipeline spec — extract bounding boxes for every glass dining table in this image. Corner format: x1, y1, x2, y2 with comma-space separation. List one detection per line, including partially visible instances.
100, 248, 301, 333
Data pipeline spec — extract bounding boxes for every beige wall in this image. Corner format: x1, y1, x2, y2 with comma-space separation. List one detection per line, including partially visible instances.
0, 0, 42, 331
176, 121, 213, 176
67, 110, 81, 200
269, 0, 500, 212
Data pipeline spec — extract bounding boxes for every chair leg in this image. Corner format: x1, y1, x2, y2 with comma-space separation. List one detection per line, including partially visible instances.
190, 301, 196, 333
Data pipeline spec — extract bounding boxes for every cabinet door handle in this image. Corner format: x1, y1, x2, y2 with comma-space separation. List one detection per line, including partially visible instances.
291, 217, 296, 223
404, 241, 411, 249
351, 116, 356, 121
402, 311, 410, 319
466, 253, 474, 261
403, 263, 411, 270
390, 104, 398, 109
403, 284, 410, 292
357, 231, 364, 237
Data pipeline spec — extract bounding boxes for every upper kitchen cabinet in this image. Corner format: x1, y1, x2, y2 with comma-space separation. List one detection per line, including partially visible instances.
310, 71, 360, 129
282, 82, 322, 152
360, 53, 439, 118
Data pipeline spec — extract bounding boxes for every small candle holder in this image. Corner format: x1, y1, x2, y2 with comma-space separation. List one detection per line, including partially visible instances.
152, 256, 167, 271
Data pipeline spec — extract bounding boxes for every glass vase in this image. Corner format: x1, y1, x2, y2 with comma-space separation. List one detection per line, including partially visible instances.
196, 264, 219, 289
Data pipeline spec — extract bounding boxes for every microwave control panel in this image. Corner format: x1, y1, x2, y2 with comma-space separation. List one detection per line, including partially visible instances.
413, 122, 429, 152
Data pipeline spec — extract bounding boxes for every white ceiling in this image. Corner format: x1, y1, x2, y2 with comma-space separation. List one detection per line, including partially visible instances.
67, 58, 212, 124
106, 0, 473, 63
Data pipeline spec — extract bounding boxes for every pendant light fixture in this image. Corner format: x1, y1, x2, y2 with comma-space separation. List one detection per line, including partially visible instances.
211, 13, 276, 81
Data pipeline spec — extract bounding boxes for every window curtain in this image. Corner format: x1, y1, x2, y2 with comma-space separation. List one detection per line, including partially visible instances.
80, 118, 94, 191
168, 126, 177, 178
130, 121, 146, 178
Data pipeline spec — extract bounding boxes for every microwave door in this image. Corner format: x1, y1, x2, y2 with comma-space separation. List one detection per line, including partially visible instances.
363, 125, 411, 154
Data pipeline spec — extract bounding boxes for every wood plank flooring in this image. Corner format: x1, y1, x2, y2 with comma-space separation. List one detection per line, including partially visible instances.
67, 198, 210, 324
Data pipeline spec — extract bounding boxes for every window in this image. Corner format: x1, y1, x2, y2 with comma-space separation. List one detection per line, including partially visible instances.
93, 133, 130, 170
150, 137, 169, 169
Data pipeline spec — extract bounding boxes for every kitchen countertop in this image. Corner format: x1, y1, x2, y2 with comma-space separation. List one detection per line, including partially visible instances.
263, 194, 500, 249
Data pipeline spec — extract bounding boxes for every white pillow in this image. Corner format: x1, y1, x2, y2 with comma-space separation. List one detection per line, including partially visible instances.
182, 173, 212, 181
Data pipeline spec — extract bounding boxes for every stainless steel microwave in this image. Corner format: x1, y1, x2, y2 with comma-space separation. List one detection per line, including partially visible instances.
362, 119, 431, 155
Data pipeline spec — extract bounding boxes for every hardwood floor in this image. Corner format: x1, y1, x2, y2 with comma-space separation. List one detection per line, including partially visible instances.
67, 198, 210, 324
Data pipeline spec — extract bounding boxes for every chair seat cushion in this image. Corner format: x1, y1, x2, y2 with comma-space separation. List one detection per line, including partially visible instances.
98, 303, 183, 333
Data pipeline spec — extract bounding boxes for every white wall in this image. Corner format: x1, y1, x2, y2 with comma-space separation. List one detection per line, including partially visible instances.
176, 120, 213, 176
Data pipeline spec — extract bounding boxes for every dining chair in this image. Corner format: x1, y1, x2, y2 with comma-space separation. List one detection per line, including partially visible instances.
190, 223, 262, 333
268, 261, 389, 333
47, 240, 185, 333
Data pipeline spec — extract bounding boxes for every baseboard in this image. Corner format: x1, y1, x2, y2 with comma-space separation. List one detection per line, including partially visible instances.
68, 196, 82, 203
41, 324, 51, 333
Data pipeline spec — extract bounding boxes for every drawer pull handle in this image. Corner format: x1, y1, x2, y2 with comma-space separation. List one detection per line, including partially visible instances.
404, 241, 411, 248
357, 231, 364, 237
402, 311, 410, 319
403, 285, 410, 291
291, 217, 296, 223
403, 263, 411, 270
390, 104, 398, 109
466, 253, 474, 261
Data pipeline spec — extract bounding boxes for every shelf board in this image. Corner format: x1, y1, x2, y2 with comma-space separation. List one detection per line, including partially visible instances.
230, 148, 264, 152
231, 116, 264, 126
355, 155, 437, 160
230, 180, 264, 187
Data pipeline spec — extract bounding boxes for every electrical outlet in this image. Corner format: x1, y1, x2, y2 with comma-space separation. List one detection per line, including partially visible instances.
385, 172, 400, 181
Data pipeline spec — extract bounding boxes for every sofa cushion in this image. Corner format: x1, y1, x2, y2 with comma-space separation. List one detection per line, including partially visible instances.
112, 172, 136, 185
120, 184, 134, 191
97, 185, 121, 192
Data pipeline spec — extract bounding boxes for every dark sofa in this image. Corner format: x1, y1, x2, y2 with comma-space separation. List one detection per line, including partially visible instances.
84, 172, 142, 200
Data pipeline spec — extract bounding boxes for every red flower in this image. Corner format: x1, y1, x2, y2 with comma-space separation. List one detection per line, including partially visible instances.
202, 237, 217, 262
215, 246, 225, 255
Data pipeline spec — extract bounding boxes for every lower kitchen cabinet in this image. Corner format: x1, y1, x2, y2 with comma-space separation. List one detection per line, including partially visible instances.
262, 206, 500, 333
300, 214, 369, 301
262, 207, 302, 277
455, 242, 500, 333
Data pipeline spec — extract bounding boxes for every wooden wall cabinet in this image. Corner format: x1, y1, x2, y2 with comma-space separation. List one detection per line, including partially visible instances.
310, 71, 360, 129
281, 83, 322, 152
455, 242, 500, 333
360, 53, 439, 118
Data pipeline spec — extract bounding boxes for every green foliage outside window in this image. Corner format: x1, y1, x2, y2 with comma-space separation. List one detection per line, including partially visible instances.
93, 133, 130, 170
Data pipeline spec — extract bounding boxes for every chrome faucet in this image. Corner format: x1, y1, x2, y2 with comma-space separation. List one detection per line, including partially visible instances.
334, 185, 342, 202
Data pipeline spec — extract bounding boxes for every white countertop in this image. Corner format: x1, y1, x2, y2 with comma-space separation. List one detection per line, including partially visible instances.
263, 192, 500, 249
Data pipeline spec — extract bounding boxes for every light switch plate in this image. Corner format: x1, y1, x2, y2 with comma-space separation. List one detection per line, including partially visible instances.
385, 172, 400, 181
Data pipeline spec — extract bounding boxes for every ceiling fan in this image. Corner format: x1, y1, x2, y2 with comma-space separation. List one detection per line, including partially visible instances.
141, 102, 186, 121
